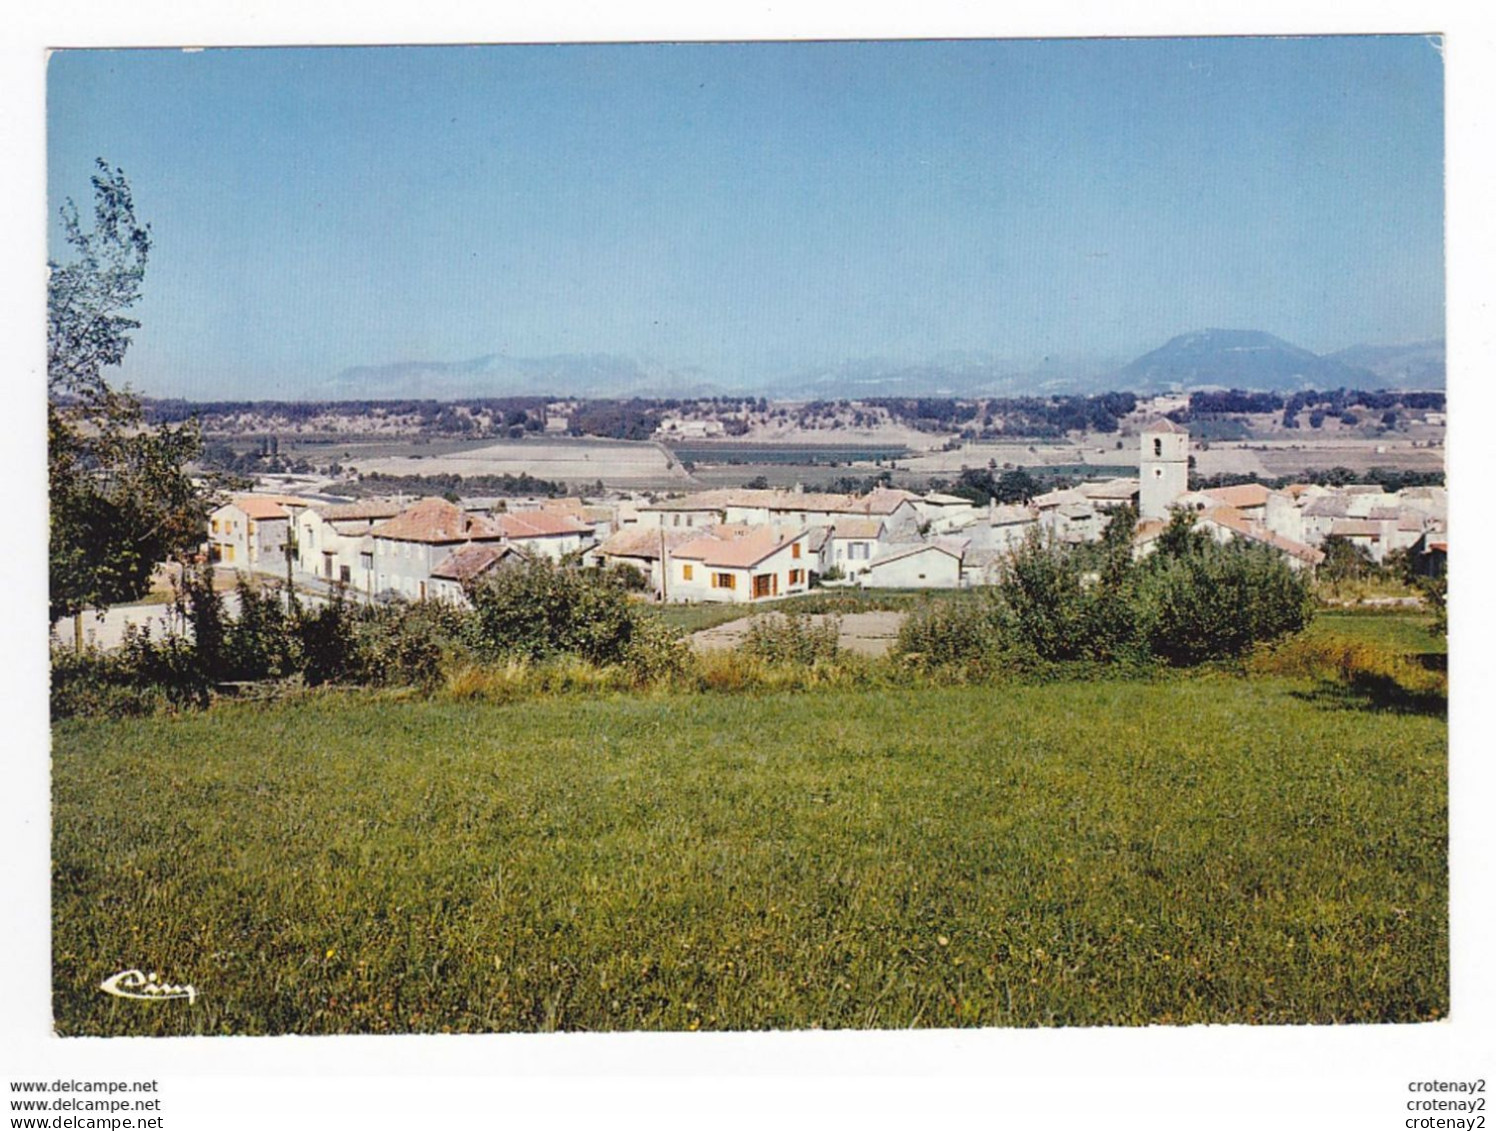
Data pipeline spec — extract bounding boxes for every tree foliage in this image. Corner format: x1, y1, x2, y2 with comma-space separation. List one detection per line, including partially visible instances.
49, 161, 206, 623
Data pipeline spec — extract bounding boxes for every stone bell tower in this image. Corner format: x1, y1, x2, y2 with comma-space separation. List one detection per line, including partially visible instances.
1139, 418, 1189, 520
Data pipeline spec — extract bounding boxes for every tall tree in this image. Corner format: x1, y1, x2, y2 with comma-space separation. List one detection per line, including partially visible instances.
49, 160, 206, 632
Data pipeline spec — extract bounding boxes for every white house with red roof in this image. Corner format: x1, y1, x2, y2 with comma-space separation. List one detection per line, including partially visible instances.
491, 509, 594, 560
665, 525, 813, 603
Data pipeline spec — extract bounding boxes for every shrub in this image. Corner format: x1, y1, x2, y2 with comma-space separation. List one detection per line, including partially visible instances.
741, 613, 841, 665
620, 611, 692, 684
354, 599, 468, 688
466, 558, 642, 665
996, 533, 1140, 663
297, 585, 360, 686
50, 640, 171, 720
224, 578, 302, 680
1134, 541, 1313, 666
895, 593, 1010, 674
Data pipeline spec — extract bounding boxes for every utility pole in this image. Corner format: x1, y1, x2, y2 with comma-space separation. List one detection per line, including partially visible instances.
659, 525, 668, 603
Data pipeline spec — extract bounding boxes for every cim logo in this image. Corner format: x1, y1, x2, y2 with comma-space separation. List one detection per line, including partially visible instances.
99, 969, 197, 1004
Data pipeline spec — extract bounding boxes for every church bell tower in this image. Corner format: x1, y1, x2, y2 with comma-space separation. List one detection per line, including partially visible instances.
1139, 418, 1189, 520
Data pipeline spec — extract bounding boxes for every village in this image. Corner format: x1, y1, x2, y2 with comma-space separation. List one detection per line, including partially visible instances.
203, 413, 1448, 611
40, 35, 1457, 1079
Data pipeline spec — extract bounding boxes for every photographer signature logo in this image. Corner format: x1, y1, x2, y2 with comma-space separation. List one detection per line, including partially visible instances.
99, 969, 197, 1004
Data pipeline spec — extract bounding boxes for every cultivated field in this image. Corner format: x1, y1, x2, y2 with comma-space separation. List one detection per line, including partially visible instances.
54, 627, 1446, 1035
345, 437, 689, 487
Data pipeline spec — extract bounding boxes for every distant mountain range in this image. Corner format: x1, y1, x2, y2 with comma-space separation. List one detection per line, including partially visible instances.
325, 353, 728, 400
326, 331, 1444, 401
1324, 339, 1446, 390
1117, 329, 1444, 394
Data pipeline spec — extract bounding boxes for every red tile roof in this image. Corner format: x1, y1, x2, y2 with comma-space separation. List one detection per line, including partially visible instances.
1081, 478, 1141, 501
1329, 519, 1385, 539
496, 511, 592, 539
431, 543, 521, 581
230, 494, 310, 520
317, 500, 407, 521
1201, 483, 1272, 509
368, 498, 503, 544
867, 541, 965, 568
1199, 507, 1324, 565
831, 518, 885, 540
670, 526, 804, 569
590, 527, 702, 561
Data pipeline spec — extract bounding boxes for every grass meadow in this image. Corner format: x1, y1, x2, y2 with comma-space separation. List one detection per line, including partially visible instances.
53, 623, 1446, 1034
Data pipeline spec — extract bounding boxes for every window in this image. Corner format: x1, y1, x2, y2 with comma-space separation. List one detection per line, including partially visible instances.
211, 519, 220, 534
791, 542, 801, 559
682, 563, 694, 581
789, 569, 804, 585
850, 542, 869, 560
1153, 438, 1163, 457
752, 573, 773, 599
339, 565, 350, 583
248, 521, 256, 535
712, 572, 735, 590
360, 551, 373, 570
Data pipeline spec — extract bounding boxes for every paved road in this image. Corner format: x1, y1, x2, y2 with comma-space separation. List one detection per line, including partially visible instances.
690, 610, 907, 657
50, 587, 341, 652
51, 595, 237, 652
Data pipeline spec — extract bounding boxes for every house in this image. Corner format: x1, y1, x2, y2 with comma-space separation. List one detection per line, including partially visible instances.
207, 495, 311, 575
428, 543, 526, 602
1411, 532, 1447, 578
492, 510, 595, 560
534, 497, 617, 541
295, 499, 405, 590
960, 547, 1008, 588
826, 518, 886, 579
583, 527, 702, 594
981, 503, 1040, 553
1079, 478, 1141, 511
913, 492, 981, 532
1190, 483, 1272, 523
635, 490, 734, 530
860, 539, 966, 589
1196, 507, 1325, 571
366, 497, 507, 601
1300, 494, 1354, 546
666, 525, 813, 603
1326, 517, 1389, 564
841, 488, 924, 538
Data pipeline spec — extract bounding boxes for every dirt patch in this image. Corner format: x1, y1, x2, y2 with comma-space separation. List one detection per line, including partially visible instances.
690, 609, 907, 657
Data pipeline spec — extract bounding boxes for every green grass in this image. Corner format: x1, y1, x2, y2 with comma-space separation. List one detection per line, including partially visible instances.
1307, 610, 1446, 657
53, 675, 1446, 1035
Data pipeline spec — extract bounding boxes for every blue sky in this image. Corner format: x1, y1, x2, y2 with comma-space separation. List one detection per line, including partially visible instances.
47, 37, 1445, 399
